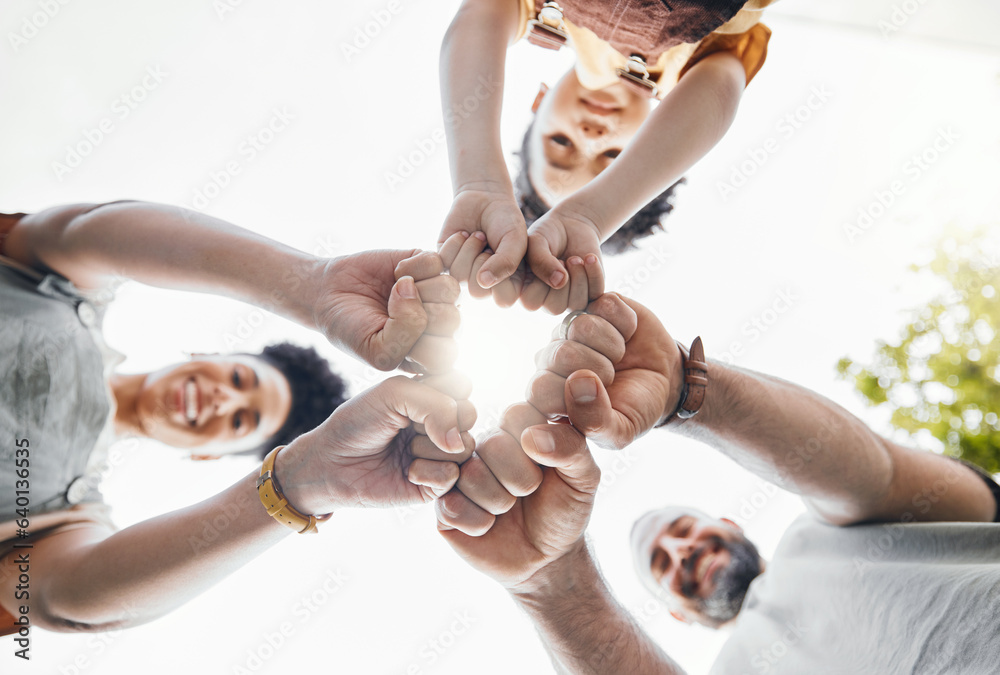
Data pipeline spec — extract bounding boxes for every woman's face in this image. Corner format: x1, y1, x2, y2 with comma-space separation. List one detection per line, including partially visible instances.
134, 355, 292, 455
528, 68, 652, 206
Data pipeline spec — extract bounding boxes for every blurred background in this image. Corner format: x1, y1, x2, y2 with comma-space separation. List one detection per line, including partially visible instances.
1, 0, 998, 673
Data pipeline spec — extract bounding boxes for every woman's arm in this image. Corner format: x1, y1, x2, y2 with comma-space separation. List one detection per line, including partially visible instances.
4, 201, 460, 372
0, 374, 473, 631
1, 472, 288, 631
6, 201, 323, 326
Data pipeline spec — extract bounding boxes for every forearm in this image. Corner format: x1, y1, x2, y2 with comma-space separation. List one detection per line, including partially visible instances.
512, 543, 685, 675
673, 361, 897, 524
567, 52, 745, 237
8, 201, 324, 329
440, 0, 519, 193
31, 471, 290, 630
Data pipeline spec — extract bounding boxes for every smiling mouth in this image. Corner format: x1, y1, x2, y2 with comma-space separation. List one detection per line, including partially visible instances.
682, 543, 723, 598
184, 378, 199, 426
579, 97, 620, 116
696, 549, 718, 587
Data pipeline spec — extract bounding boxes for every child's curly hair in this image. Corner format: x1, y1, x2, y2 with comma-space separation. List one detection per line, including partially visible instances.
514, 119, 685, 254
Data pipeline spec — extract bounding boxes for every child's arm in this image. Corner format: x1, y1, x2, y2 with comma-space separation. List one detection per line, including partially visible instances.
525, 52, 747, 305
439, 0, 526, 298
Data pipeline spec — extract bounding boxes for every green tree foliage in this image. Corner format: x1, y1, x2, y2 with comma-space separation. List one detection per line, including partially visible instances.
837, 232, 1000, 473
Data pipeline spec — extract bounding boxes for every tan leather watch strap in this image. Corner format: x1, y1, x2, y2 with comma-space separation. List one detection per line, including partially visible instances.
658, 336, 708, 427
256, 446, 331, 534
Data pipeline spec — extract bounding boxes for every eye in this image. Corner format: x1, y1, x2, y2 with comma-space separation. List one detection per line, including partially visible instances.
232, 368, 242, 388
232, 411, 243, 431
603, 149, 620, 159
676, 517, 694, 538
651, 548, 670, 578
550, 134, 573, 148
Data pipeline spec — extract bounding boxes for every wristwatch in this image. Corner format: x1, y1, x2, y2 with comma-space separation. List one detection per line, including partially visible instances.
658, 336, 708, 427
257, 446, 332, 534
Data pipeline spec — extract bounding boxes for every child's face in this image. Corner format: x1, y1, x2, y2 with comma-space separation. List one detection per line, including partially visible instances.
528, 69, 651, 206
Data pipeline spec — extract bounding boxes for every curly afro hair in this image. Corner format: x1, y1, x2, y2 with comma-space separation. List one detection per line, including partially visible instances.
248, 342, 349, 459
514, 118, 685, 255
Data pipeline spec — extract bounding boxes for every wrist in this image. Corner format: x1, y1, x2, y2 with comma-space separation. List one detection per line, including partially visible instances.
453, 177, 515, 199
658, 339, 710, 429
657, 340, 689, 428
450, 135, 511, 196
271, 431, 344, 515
509, 538, 592, 607
275, 255, 326, 332
548, 199, 605, 241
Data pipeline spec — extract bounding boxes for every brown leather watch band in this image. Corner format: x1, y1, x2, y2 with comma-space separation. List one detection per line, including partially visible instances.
658, 336, 708, 427
257, 446, 332, 534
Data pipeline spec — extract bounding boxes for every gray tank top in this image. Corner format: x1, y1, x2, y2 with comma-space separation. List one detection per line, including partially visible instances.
0, 261, 111, 516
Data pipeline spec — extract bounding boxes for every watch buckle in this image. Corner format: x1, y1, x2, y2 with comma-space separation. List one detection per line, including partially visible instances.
615, 55, 659, 98
528, 2, 568, 51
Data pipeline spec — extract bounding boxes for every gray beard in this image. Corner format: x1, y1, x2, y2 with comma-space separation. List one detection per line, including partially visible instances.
699, 537, 762, 624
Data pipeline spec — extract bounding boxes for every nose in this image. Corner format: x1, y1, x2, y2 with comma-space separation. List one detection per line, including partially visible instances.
210, 383, 249, 416
657, 535, 696, 568
578, 118, 607, 140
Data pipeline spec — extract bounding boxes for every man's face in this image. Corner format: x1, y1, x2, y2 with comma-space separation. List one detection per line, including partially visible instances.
527, 68, 651, 205
134, 355, 292, 455
632, 507, 763, 628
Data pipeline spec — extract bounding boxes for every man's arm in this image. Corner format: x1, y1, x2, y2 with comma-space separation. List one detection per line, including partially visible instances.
437, 404, 685, 674
5, 201, 459, 372
678, 364, 997, 525
552, 294, 997, 526
436, 310, 685, 674
513, 543, 685, 675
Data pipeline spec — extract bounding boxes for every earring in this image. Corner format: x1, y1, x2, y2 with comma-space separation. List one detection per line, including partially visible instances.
528, 2, 569, 51
616, 55, 659, 98
531, 82, 550, 113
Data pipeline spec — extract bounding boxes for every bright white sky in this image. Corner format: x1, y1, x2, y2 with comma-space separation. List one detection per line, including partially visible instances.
1, 1, 998, 674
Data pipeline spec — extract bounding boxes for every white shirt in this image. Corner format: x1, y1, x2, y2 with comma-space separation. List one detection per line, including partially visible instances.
712, 514, 1000, 675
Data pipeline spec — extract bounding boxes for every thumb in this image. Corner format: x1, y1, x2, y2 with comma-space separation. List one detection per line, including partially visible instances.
520, 423, 600, 495
527, 233, 568, 290
564, 370, 636, 450
371, 276, 427, 370
477, 230, 526, 288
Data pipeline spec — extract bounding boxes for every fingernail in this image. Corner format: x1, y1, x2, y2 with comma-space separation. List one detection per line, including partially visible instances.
439, 499, 457, 518
460, 231, 470, 238
528, 428, 555, 454
585, 254, 598, 265
473, 231, 487, 241
550, 270, 565, 287
446, 427, 463, 453
479, 270, 497, 287
569, 377, 597, 403
568, 256, 583, 266
397, 276, 417, 299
